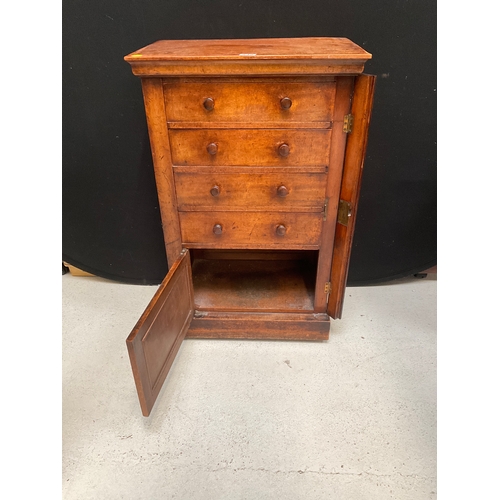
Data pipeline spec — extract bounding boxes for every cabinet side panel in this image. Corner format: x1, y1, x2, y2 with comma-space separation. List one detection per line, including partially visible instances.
328, 74, 376, 319
141, 78, 182, 267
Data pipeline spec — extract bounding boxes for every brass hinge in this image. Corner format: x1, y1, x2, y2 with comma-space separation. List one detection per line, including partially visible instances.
343, 113, 353, 133
337, 199, 352, 226
324, 282, 332, 294
323, 198, 329, 221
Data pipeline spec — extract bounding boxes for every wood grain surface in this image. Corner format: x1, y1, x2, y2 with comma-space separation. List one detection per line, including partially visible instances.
169, 129, 331, 167
174, 171, 326, 211
164, 80, 335, 124
179, 211, 323, 248
328, 74, 376, 319
126, 250, 193, 416
191, 257, 316, 312
126, 37, 372, 61
125, 38, 371, 76
187, 311, 330, 340
140, 78, 182, 267
313, 76, 354, 311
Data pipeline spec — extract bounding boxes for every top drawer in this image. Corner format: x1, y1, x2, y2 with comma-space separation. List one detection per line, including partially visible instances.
163, 80, 335, 125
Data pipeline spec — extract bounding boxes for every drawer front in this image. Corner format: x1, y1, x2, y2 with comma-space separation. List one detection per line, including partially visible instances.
179, 211, 323, 248
169, 129, 331, 167
174, 171, 327, 211
163, 81, 335, 124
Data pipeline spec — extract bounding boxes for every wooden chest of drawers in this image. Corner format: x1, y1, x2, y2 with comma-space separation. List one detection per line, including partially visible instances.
124, 38, 375, 416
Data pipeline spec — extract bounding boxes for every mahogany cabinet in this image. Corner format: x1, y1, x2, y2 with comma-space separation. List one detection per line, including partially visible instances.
124, 38, 375, 416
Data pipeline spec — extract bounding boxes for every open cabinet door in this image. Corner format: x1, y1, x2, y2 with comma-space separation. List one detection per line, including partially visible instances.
328, 74, 376, 319
126, 249, 194, 416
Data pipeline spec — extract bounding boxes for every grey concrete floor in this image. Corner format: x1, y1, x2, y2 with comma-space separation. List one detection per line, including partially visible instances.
62, 272, 436, 500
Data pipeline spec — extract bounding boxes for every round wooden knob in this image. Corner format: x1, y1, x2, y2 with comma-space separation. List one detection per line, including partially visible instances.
207, 142, 218, 155
278, 143, 290, 157
276, 224, 286, 236
203, 97, 215, 111
213, 224, 223, 235
210, 185, 220, 196
277, 185, 288, 197
280, 97, 292, 110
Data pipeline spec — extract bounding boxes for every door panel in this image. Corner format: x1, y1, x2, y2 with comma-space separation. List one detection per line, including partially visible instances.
328, 74, 376, 319
126, 249, 194, 416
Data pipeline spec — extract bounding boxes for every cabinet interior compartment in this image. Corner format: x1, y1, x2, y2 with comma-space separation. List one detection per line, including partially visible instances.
189, 249, 318, 313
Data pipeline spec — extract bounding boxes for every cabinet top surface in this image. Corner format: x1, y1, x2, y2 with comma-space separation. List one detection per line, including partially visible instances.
124, 37, 371, 63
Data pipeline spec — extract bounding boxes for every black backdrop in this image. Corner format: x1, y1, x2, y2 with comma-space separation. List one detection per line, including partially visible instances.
62, 0, 436, 285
